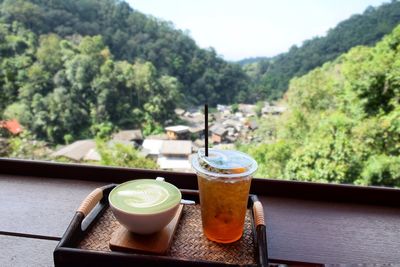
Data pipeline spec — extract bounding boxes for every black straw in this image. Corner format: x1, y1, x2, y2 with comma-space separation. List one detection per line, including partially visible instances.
205, 104, 208, 157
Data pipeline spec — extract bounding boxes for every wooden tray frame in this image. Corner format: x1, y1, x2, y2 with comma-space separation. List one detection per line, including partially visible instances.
53, 184, 270, 267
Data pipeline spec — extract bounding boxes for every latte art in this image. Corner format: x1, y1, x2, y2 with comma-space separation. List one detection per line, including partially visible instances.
118, 184, 169, 208
109, 179, 181, 214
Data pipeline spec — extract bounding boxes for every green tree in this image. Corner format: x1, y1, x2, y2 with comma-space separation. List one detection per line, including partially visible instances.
1, 0, 250, 106
359, 155, 400, 187
240, 25, 400, 186
284, 113, 362, 183
7, 131, 49, 160
231, 103, 239, 113
96, 139, 157, 169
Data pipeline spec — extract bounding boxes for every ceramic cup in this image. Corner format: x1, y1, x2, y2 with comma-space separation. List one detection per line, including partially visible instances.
109, 178, 182, 234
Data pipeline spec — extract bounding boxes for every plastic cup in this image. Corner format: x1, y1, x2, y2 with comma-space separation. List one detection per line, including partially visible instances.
192, 148, 258, 243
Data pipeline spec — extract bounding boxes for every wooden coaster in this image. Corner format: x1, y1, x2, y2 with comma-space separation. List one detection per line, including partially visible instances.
109, 205, 184, 255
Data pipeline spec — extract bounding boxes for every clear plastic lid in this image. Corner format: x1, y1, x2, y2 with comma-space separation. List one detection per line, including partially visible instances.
192, 148, 258, 178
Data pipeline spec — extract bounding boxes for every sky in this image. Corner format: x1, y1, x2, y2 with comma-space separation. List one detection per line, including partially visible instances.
126, 0, 389, 61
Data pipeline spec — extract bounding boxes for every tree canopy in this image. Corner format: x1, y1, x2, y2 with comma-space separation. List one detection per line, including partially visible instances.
242, 24, 400, 187
0, 0, 249, 107
0, 22, 182, 143
0, 0, 255, 144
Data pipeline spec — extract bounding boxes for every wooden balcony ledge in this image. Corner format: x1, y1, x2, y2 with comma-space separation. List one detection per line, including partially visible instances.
1, 158, 400, 266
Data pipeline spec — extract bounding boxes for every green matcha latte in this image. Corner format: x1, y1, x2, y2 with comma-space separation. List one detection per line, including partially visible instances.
109, 179, 181, 214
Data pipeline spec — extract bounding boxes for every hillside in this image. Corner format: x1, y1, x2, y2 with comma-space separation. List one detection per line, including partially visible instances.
236, 56, 269, 66
0, 0, 249, 106
0, 0, 254, 144
241, 25, 400, 186
246, 0, 400, 101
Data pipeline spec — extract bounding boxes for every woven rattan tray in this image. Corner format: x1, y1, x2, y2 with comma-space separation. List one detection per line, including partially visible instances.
54, 184, 269, 267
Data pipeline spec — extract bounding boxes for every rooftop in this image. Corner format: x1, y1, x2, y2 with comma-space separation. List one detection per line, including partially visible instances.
142, 139, 164, 155
222, 119, 242, 130
210, 124, 228, 136
165, 125, 190, 133
113, 130, 143, 141
146, 133, 169, 140
160, 140, 192, 156
51, 140, 96, 161
174, 108, 185, 116
0, 119, 23, 135
157, 156, 191, 170
209, 123, 223, 133
83, 148, 101, 161
238, 104, 256, 115
189, 126, 204, 133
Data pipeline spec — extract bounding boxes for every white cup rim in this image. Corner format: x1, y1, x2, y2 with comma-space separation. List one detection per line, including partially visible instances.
108, 179, 182, 215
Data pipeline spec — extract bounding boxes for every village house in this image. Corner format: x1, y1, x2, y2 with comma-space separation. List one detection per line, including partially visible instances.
238, 104, 256, 117
174, 108, 185, 116
146, 133, 169, 140
217, 104, 229, 112
233, 111, 246, 120
157, 140, 192, 171
52, 138, 145, 162
112, 129, 143, 146
262, 105, 287, 115
209, 123, 228, 144
179, 111, 204, 128
245, 120, 259, 130
0, 119, 23, 136
217, 104, 231, 116
189, 126, 204, 140
84, 147, 101, 162
222, 119, 243, 132
141, 139, 165, 160
165, 125, 190, 140
212, 111, 224, 122
51, 140, 96, 162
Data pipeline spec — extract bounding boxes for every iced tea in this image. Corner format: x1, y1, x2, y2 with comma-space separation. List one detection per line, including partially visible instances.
192, 149, 257, 243
197, 174, 251, 243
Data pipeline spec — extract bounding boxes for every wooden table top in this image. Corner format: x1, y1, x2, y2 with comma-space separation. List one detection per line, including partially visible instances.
1, 158, 400, 266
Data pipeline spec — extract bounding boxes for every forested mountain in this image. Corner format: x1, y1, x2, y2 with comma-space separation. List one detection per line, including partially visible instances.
0, 0, 251, 144
0, 0, 249, 106
245, 0, 400, 101
242, 25, 400, 186
236, 57, 269, 66
0, 26, 180, 143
